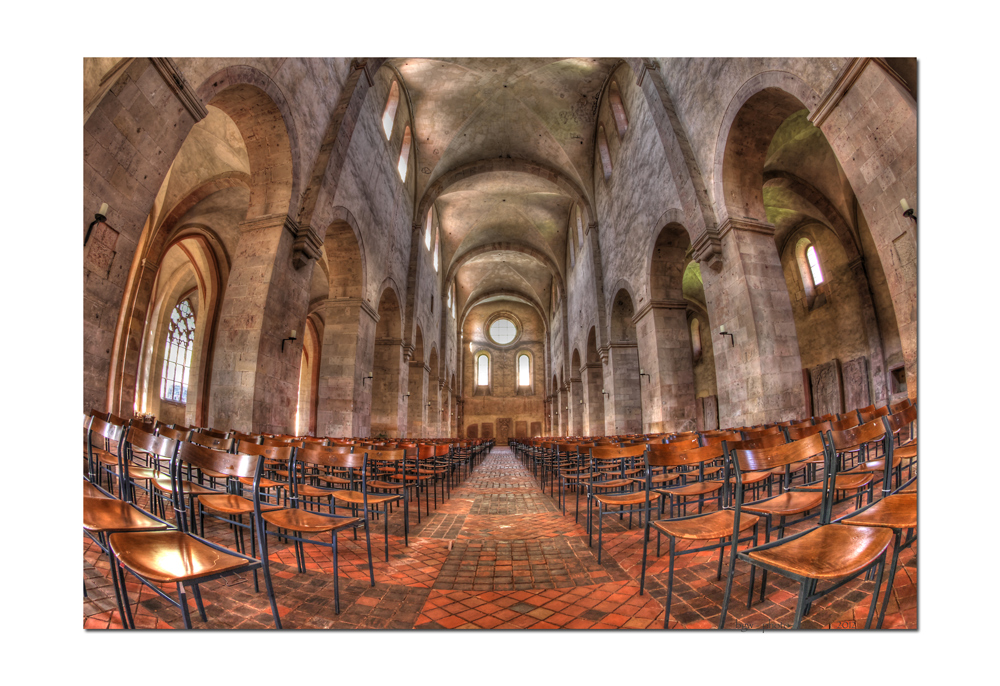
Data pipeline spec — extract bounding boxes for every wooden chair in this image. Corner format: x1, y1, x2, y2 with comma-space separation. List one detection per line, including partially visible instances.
587, 444, 649, 562
638, 442, 760, 628
882, 406, 917, 488
816, 420, 885, 511
108, 441, 282, 628
652, 443, 726, 519
365, 447, 417, 548
720, 433, 893, 629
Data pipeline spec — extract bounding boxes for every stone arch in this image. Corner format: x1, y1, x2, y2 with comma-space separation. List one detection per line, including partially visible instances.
324, 207, 366, 300
649, 222, 693, 302
445, 242, 565, 295
764, 170, 861, 261
296, 314, 322, 436
416, 157, 595, 231
607, 280, 639, 343
428, 345, 440, 437
712, 71, 821, 225
608, 287, 641, 435
570, 348, 583, 437
374, 278, 404, 340
196, 66, 300, 219
642, 207, 689, 299
459, 290, 548, 335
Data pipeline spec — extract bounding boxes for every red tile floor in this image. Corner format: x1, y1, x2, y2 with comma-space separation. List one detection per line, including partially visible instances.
83, 447, 916, 629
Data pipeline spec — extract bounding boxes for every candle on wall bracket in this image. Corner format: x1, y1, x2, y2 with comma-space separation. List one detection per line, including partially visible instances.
281, 330, 297, 352
719, 325, 734, 347
84, 202, 109, 246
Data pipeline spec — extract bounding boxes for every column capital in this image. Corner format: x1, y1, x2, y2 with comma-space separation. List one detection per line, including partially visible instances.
291, 223, 323, 269
632, 299, 687, 324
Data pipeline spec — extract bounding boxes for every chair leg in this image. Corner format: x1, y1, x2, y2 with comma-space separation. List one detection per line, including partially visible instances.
597, 503, 604, 563
791, 579, 810, 629
191, 584, 208, 622
639, 514, 650, 596
716, 537, 725, 581
384, 502, 390, 562
875, 534, 901, 629
177, 582, 193, 629
719, 537, 739, 630
332, 531, 341, 614
664, 536, 676, 629
364, 515, 375, 587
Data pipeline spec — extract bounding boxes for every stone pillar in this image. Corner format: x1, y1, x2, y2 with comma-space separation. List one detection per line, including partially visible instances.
695, 218, 806, 428
607, 344, 641, 434
848, 257, 889, 404
371, 339, 404, 438
810, 59, 917, 397
569, 377, 585, 436
86, 58, 208, 414
558, 385, 569, 436
209, 214, 313, 434
406, 361, 428, 438
315, 298, 378, 437
634, 300, 698, 433
581, 363, 605, 436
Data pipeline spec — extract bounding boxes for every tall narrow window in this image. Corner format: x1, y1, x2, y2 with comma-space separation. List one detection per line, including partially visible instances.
597, 125, 613, 180
608, 81, 628, 139
518, 354, 530, 386
477, 354, 489, 386
433, 227, 439, 272
569, 237, 575, 268
806, 245, 824, 285
382, 81, 399, 139
397, 125, 411, 180
160, 299, 195, 403
576, 205, 585, 247
424, 207, 433, 250
690, 317, 702, 361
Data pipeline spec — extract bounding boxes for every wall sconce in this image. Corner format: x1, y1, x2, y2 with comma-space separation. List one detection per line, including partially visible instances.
84, 202, 109, 246
601, 388, 609, 398
579, 398, 585, 405
900, 199, 917, 223
403, 392, 411, 399
719, 325, 735, 347
281, 329, 297, 352
362, 371, 373, 386
639, 368, 651, 383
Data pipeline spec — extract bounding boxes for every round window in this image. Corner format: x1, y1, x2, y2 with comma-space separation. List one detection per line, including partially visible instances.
488, 318, 517, 345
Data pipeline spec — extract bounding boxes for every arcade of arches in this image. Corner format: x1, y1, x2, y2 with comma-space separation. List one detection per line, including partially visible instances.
85, 57, 915, 439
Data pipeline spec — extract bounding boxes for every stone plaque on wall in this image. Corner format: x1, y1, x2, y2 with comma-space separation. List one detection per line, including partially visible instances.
481, 422, 494, 440
702, 395, 719, 431
530, 422, 542, 437
497, 418, 512, 445
515, 421, 528, 439
842, 357, 871, 412
810, 360, 844, 417
466, 424, 478, 439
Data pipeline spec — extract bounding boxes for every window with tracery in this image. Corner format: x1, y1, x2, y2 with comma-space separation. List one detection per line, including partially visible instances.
160, 299, 195, 404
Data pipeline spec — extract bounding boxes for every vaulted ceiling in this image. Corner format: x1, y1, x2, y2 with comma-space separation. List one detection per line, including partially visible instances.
389, 58, 620, 321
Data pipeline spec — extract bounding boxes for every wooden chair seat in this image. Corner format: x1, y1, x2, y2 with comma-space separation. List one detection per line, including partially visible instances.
657, 480, 724, 497
313, 474, 351, 486
152, 477, 219, 496
94, 449, 118, 465
841, 493, 917, 530
741, 490, 823, 516
199, 467, 228, 478
652, 509, 759, 541
895, 444, 917, 460
84, 481, 111, 498
631, 472, 682, 486
237, 475, 286, 489
854, 456, 902, 472
197, 494, 284, 516
109, 530, 250, 583
113, 465, 158, 480
331, 490, 401, 505
84, 497, 169, 533
295, 484, 336, 498
747, 524, 893, 579
900, 479, 917, 494
768, 462, 807, 476
799, 472, 874, 492
593, 491, 658, 507
724, 470, 771, 485
262, 508, 360, 534
592, 478, 634, 490
366, 479, 407, 490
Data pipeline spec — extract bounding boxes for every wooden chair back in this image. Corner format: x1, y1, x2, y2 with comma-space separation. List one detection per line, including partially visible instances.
726, 432, 787, 452
126, 427, 179, 461
158, 426, 190, 442
831, 414, 860, 431
733, 433, 826, 473
89, 416, 124, 443
883, 405, 917, 435
828, 419, 887, 452
188, 431, 234, 452
742, 425, 782, 440
699, 432, 739, 447
889, 398, 912, 413
787, 420, 832, 441
647, 442, 722, 468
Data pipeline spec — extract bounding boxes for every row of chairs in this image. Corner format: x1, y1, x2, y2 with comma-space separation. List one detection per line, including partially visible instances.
512, 398, 916, 629
83, 414, 494, 628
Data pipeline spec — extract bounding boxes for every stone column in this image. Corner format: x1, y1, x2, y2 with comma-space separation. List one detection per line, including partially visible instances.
695, 218, 806, 428
315, 297, 378, 437
634, 300, 698, 433
406, 361, 428, 438
607, 344, 641, 434
810, 59, 918, 397
848, 256, 889, 404
569, 377, 585, 436
558, 385, 569, 436
581, 363, 605, 436
209, 214, 313, 434
371, 339, 404, 438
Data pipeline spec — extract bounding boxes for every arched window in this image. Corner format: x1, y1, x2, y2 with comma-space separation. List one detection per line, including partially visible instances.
382, 81, 399, 139
690, 317, 702, 361
569, 236, 575, 268
806, 245, 824, 285
477, 354, 489, 386
597, 125, 613, 180
397, 125, 412, 180
450, 284, 456, 319
424, 207, 433, 251
433, 226, 440, 272
576, 206, 584, 248
609, 81, 628, 139
518, 354, 530, 386
160, 299, 195, 403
